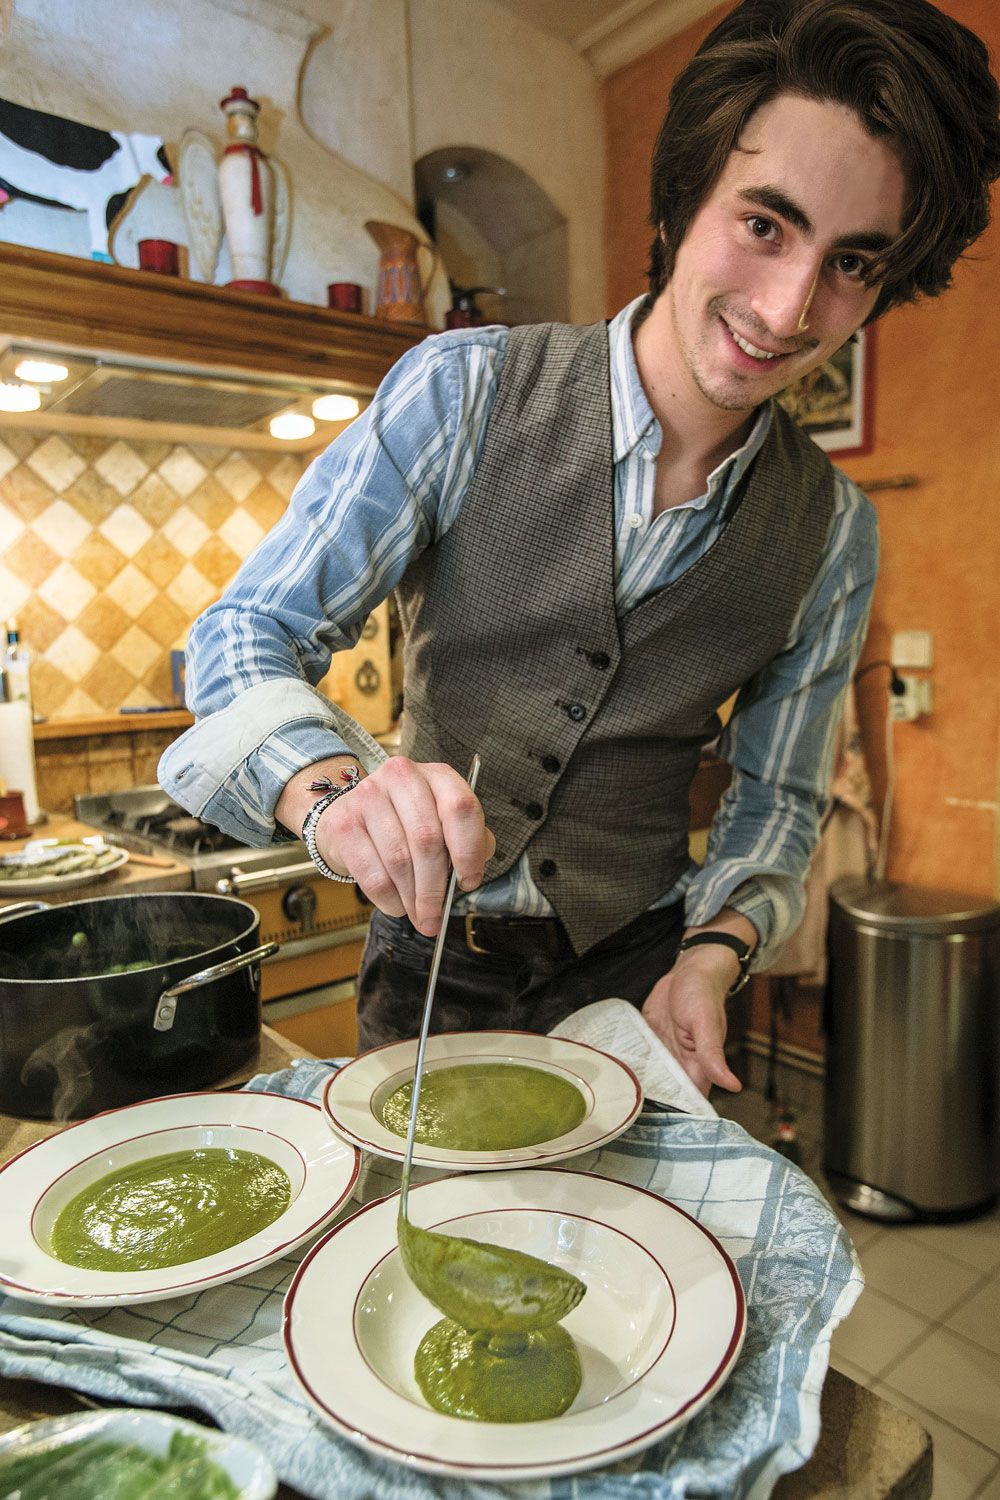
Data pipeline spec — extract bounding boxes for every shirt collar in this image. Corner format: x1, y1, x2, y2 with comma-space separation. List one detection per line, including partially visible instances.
608, 295, 773, 508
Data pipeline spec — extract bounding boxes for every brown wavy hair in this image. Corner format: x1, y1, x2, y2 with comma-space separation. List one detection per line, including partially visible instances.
648, 0, 1000, 319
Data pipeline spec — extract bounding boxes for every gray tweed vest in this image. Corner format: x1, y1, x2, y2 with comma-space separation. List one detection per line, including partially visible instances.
396, 319, 835, 954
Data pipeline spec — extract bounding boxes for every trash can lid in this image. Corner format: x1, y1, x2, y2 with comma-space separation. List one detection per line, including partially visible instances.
830, 877, 1000, 934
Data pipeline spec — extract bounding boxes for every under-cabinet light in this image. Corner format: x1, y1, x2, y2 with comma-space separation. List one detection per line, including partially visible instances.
269, 411, 316, 440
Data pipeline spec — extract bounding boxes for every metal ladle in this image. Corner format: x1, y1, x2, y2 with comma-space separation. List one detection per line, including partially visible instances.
396, 754, 586, 1334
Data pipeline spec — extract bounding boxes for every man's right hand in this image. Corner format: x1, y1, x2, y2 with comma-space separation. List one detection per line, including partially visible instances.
276, 755, 495, 936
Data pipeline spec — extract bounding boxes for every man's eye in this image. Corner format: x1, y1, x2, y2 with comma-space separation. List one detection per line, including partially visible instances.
747, 216, 776, 240
835, 253, 867, 278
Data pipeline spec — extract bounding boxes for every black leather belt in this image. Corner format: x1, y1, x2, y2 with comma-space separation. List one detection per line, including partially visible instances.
449, 911, 572, 962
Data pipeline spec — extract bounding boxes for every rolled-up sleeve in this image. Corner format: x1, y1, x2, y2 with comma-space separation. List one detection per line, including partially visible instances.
684, 474, 879, 966
159, 329, 504, 843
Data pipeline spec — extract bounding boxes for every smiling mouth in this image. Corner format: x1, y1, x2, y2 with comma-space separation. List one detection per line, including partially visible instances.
721, 318, 793, 364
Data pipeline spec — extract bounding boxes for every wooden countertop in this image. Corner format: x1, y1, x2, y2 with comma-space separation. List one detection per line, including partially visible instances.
0, 816, 191, 909
0, 1029, 931, 1498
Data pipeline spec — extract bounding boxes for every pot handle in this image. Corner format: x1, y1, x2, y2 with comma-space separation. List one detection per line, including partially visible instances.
153, 941, 279, 1032
0, 900, 53, 923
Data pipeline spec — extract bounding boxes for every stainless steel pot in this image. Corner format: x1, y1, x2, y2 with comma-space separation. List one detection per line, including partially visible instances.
0, 891, 278, 1119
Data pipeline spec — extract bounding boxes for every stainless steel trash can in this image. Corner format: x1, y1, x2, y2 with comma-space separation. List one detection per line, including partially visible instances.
824, 877, 1000, 1222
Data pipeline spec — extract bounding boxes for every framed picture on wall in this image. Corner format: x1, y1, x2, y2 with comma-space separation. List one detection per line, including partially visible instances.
776, 328, 873, 458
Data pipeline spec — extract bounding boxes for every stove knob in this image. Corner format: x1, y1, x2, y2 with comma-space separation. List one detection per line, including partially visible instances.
283, 883, 317, 932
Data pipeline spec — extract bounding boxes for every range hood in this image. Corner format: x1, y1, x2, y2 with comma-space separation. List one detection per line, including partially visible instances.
0, 338, 369, 451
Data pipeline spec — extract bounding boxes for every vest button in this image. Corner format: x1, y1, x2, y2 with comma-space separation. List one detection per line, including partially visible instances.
538, 859, 558, 879
524, 801, 544, 820
541, 754, 561, 773
565, 702, 587, 722
590, 650, 611, 670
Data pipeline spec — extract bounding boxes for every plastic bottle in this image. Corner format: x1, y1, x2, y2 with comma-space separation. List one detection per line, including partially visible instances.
4, 620, 32, 712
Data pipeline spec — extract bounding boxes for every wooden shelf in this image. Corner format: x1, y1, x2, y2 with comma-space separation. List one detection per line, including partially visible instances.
34, 711, 193, 741
0, 244, 424, 393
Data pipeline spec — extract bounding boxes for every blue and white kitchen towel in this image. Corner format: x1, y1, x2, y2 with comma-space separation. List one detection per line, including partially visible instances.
0, 1034, 862, 1499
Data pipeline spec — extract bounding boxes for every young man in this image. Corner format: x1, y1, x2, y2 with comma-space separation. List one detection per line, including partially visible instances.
161, 0, 1000, 1093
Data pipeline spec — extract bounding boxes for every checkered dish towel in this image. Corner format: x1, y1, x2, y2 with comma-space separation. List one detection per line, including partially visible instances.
0, 1025, 861, 1499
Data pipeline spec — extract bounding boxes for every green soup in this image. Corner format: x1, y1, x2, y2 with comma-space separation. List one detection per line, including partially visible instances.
415, 1321, 582, 1422
0, 1432, 240, 1499
381, 1062, 587, 1151
49, 1147, 292, 1272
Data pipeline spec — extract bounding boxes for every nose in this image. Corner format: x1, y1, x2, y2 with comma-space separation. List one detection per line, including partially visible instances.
751, 258, 822, 342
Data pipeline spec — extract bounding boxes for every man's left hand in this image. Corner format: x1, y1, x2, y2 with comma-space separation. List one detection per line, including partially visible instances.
641, 924, 751, 1096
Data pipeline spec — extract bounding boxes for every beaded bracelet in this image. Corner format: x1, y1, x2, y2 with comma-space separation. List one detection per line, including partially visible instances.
300, 766, 361, 882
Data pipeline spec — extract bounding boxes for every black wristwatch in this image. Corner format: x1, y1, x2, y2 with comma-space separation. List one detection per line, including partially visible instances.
676, 931, 753, 995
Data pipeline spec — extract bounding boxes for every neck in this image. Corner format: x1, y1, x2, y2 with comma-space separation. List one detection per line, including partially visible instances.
633, 292, 758, 476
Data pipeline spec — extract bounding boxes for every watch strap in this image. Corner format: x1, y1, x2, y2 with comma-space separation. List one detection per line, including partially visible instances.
677, 931, 753, 995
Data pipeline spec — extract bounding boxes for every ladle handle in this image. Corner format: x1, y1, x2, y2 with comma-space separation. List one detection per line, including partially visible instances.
399, 753, 481, 1218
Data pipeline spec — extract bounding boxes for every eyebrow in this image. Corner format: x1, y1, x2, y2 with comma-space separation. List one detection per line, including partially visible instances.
737, 185, 895, 253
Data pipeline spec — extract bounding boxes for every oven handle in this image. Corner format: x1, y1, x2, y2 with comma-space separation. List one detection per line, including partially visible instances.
214, 860, 323, 895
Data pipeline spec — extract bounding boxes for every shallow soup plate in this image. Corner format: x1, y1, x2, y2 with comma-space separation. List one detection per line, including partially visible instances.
0, 1091, 360, 1306
322, 1029, 643, 1169
283, 1166, 746, 1482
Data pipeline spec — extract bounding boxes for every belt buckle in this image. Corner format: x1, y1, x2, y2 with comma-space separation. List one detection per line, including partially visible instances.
464, 912, 490, 955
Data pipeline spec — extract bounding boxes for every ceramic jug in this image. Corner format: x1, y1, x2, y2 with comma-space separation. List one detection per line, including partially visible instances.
365, 221, 431, 324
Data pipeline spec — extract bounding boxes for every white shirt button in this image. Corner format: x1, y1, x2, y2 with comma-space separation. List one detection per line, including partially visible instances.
627, 513, 644, 530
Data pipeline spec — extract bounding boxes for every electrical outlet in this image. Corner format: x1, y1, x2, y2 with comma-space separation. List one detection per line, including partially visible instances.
891, 630, 934, 669
889, 673, 933, 722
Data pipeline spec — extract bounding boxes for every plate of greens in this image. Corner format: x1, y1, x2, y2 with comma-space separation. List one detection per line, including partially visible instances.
0, 838, 128, 894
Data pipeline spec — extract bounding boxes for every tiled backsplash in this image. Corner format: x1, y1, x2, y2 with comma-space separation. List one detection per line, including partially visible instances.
0, 428, 309, 720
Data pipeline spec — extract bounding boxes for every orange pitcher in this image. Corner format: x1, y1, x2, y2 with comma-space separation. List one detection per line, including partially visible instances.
365, 221, 431, 324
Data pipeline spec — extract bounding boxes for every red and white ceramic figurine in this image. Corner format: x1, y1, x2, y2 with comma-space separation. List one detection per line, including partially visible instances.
218, 86, 282, 296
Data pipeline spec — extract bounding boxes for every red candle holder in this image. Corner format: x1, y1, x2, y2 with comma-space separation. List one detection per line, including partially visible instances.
327, 282, 364, 314
138, 239, 181, 276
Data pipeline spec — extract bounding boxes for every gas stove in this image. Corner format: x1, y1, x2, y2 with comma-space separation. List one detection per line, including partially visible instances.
75, 787, 316, 896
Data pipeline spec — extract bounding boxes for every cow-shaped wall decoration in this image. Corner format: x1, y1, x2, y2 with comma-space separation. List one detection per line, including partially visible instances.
0, 97, 171, 260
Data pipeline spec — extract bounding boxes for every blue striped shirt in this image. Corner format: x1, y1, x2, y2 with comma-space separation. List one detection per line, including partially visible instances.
160, 296, 878, 967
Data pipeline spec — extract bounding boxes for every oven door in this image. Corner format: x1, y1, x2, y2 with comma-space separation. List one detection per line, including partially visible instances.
218, 870, 370, 1058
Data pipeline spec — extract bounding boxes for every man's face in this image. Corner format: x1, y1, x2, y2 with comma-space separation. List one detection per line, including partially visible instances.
662, 92, 907, 413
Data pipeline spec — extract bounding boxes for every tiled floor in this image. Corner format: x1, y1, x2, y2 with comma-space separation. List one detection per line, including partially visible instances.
715, 1080, 1000, 1498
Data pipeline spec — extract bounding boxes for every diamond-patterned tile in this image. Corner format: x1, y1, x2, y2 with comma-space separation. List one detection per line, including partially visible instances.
68, 468, 125, 524
81, 655, 135, 712
2, 462, 54, 522
111, 623, 160, 678
0, 503, 25, 552
219, 508, 265, 558
99, 503, 154, 558
47, 624, 101, 681
36, 498, 92, 558
94, 441, 151, 497
158, 447, 208, 497
77, 595, 131, 653
187, 475, 237, 531
268, 456, 302, 499
214, 451, 261, 502
26, 434, 86, 492
18, 595, 67, 653
6, 528, 60, 587
37, 560, 96, 621
72, 530, 127, 591
133, 534, 185, 590
106, 563, 157, 619
0, 436, 18, 481
170, 562, 217, 616
192, 534, 241, 591
162, 505, 211, 558
132, 472, 182, 529
136, 595, 189, 650
0, 427, 305, 721
243, 481, 285, 531
0, 561, 30, 618
30, 656, 74, 718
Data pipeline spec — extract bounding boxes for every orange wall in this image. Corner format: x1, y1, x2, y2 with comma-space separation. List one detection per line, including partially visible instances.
603, 0, 1000, 900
